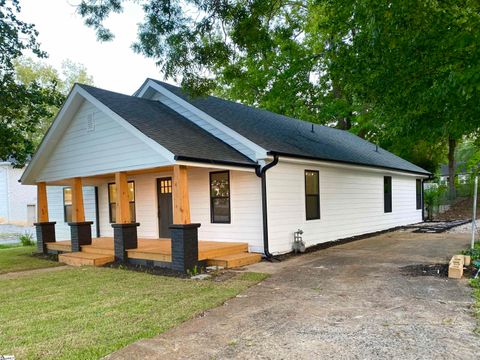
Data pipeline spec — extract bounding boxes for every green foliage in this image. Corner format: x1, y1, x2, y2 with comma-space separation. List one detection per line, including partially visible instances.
77, 0, 480, 172
0, 0, 65, 165
13, 57, 94, 147
19, 232, 34, 246
424, 185, 447, 220
463, 244, 480, 261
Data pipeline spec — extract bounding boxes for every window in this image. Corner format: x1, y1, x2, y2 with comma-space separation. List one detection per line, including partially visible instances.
416, 179, 422, 210
384, 176, 392, 213
210, 171, 230, 223
108, 181, 135, 223
63, 187, 72, 222
305, 170, 320, 220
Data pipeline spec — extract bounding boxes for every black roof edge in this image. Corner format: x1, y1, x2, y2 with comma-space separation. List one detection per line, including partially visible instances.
268, 151, 431, 177
174, 155, 258, 169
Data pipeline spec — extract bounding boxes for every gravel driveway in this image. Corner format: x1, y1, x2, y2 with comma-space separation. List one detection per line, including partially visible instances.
107, 229, 480, 360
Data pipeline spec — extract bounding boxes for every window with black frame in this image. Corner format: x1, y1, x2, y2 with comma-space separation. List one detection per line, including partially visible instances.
384, 176, 392, 213
108, 181, 136, 223
305, 170, 320, 220
416, 179, 422, 210
210, 171, 230, 223
63, 187, 72, 222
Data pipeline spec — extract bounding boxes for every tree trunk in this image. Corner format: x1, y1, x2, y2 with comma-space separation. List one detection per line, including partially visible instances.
448, 136, 456, 200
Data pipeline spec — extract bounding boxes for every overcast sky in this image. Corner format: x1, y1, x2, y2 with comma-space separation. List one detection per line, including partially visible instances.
20, 0, 169, 94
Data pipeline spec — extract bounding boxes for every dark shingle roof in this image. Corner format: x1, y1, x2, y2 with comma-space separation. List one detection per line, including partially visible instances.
439, 162, 472, 176
79, 84, 255, 167
151, 79, 430, 175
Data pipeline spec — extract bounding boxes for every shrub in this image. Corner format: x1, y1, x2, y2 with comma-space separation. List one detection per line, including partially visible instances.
424, 185, 447, 220
19, 232, 35, 247
464, 242, 480, 260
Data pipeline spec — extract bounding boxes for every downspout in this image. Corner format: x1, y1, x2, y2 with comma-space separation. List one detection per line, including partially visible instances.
255, 154, 279, 259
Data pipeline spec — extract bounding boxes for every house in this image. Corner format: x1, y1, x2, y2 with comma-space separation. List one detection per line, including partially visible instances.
21, 79, 430, 271
0, 162, 37, 226
0, 161, 97, 240
439, 162, 470, 185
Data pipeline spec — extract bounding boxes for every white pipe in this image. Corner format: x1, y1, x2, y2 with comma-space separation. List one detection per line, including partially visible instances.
472, 176, 478, 249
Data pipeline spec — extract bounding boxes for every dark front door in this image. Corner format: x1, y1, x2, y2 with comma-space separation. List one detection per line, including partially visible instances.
157, 177, 173, 238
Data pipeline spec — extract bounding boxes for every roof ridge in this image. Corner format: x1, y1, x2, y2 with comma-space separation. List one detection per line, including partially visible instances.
78, 83, 165, 106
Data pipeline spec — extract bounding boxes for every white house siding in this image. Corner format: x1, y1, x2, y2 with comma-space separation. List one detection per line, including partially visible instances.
188, 167, 263, 252
97, 167, 263, 252
37, 99, 171, 182
266, 161, 423, 254
0, 166, 7, 222
47, 186, 97, 240
0, 164, 37, 225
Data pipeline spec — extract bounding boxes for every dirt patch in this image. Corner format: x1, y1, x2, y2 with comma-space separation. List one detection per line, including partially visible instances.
31, 252, 58, 262
211, 271, 237, 282
434, 197, 479, 221
400, 263, 449, 277
107, 262, 189, 278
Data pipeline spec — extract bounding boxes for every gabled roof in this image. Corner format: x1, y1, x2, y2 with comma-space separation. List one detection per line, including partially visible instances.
149, 79, 430, 175
78, 85, 256, 167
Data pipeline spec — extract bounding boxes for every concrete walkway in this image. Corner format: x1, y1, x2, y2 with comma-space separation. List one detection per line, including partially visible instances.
107, 230, 480, 360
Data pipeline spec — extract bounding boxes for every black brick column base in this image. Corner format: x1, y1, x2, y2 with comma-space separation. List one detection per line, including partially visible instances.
69, 221, 94, 252
112, 223, 140, 262
34, 222, 56, 254
170, 223, 201, 273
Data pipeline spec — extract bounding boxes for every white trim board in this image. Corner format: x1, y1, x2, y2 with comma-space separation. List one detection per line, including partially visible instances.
278, 156, 430, 178
21, 85, 176, 185
136, 79, 268, 161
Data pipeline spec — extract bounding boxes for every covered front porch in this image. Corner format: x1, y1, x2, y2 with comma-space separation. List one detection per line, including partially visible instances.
33, 163, 262, 271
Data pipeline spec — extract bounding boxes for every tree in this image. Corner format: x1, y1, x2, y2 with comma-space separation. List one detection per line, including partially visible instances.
311, 0, 480, 197
78, 0, 480, 183
14, 57, 94, 145
0, 0, 63, 165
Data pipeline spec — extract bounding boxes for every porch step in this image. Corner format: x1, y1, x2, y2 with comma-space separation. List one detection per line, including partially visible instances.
127, 249, 171, 262
46, 242, 72, 253
198, 242, 248, 260
59, 252, 114, 267
207, 252, 262, 269
81, 245, 114, 256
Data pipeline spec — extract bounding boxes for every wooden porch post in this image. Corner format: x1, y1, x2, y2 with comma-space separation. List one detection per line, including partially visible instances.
115, 172, 131, 224
172, 165, 191, 224
37, 182, 49, 222
69, 177, 93, 252
71, 177, 85, 222
35, 182, 56, 254
112, 171, 138, 262
170, 165, 200, 273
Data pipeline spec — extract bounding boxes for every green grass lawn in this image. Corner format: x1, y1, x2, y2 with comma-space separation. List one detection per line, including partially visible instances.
0, 267, 268, 359
0, 246, 62, 274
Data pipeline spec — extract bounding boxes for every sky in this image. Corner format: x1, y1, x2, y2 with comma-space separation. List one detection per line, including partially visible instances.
19, 0, 169, 94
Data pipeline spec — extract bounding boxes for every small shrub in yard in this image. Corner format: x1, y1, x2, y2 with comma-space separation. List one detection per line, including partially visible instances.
463, 242, 480, 260
424, 185, 447, 220
19, 232, 35, 247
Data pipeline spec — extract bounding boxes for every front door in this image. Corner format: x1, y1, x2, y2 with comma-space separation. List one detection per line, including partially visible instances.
157, 177, 173, 238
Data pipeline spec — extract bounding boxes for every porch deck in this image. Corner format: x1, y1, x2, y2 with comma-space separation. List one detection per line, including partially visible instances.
48, 238, 261, 268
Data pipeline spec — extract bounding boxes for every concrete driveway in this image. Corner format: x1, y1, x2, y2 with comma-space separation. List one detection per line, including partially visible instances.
107, 229, 480, 360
